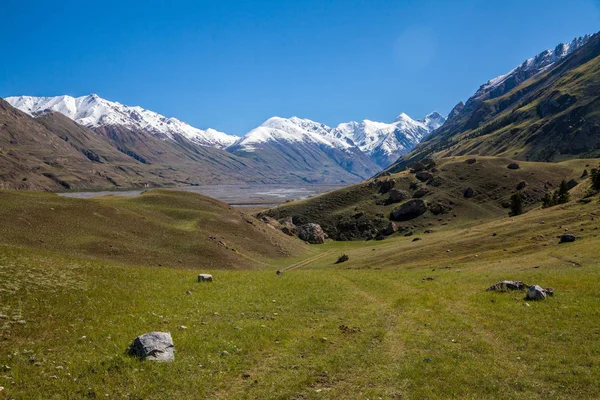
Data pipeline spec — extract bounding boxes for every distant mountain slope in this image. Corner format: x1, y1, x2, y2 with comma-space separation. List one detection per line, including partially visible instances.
388, 32, 599, 171
6, 94, 439, 184
227, 117, 380, 183
330, 112, 445, 168
0, 99, 285, 190
6, 94, 237, 149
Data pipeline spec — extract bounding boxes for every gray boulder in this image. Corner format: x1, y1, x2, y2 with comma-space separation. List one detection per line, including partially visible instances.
387, 189, 410, 204
464, 187, 475, 198
298, 223, 326, 244
410, 161, 426, 172
526, 285, 547, 301
198, 274, 213, 282
413, 188, 429, 198
415, 171, 434, 182
390, 199, 427, 221
129, 332, 174, 362
280, 217, 297, 236
559, 234, 576, 243
486, 281, 526, 292
383, 221, 398, 236
378, 179, 396, 194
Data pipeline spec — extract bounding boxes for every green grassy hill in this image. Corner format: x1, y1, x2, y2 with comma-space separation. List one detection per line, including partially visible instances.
0, 187, 599, 398
260, 156, 597, 240
0, 189, 307, 269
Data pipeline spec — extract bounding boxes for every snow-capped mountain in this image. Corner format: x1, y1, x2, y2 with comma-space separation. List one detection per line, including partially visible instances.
6, 93, 441, 180
227, 116, 380, 183
330, 112, 445, 168
474, 35, 592, 101
5, 94, 237, 149
229, 116, 349, 152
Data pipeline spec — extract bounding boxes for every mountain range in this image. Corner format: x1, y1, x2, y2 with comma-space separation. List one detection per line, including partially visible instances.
3, 94, 443, 188
3, 31, 599, 191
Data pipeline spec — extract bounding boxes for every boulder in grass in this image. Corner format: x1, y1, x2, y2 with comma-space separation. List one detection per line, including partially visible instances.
387, 189, 410, 204
383, 221, 398, 236
415, 171, 434, 182
298, 223, 326, 244
198, 274, 213, 282
507, 162, 520, 170
390, 199, 427, 221
526, 285, 547, 301
559, 234, 576, 243
378, 179, 396, 194
486, 281, 526, 292
413, 188, 429, 198
410, 162, 426, 173
129, 332, 174, 362
464, 187, 475, 198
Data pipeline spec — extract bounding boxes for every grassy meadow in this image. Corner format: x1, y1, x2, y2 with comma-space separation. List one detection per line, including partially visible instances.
0, 187, 599, 399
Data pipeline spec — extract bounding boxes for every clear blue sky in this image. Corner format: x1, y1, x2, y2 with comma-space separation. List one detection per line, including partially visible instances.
2, 0, 599, 135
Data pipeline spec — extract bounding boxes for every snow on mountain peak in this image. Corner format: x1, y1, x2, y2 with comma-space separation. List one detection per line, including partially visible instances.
331, 112, 446, 167
480, 34, 592, 95
5, 94, 237, 149
231, 116, 343, 152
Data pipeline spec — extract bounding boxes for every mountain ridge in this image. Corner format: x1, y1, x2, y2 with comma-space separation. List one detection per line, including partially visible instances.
6, 95, 442, 171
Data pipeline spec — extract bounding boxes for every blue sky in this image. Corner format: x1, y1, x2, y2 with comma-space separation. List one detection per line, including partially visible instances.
2, 0, 599, 135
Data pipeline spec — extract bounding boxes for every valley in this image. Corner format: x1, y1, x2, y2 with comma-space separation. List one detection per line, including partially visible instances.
0, 180, 599, 399
1, 7, 599, 398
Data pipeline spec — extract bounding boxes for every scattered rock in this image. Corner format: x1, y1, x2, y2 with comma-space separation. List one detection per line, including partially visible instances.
410, 161, 426, 172
412, 237, 422, 242
279, 217, 297, 236
198, 274, 213, 282
335, 254, 350, 264
415, 171, 434, 182
128, 332, 174, 362
383, 221, 398, 236
463, 187, 475, 198
390, 199, 428, 221
339, 325, 361, 334
465, 158, 477, 165
507, 162, 520, 170
387, 189, 410, 204
486, 281, 526, 292
276, 270, 283, 275
378, 179, 396, 194
429, 201, 452, 215
413, 188, 429, 198
559, 234, 576, 243
298, 223, 326, 244
516, 181, 528, 190
526, 285, 547, 301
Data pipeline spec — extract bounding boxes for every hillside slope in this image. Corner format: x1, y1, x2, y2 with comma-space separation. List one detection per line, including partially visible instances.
390, 32, 600, 171
261, 156, 596, 240
0, 99, 288, 190
0, 189, 307, 268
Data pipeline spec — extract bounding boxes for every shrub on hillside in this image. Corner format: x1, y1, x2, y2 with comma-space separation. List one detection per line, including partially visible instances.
509, 192, 523, 216
542, 179, 571, 208
591, 168, 600, 191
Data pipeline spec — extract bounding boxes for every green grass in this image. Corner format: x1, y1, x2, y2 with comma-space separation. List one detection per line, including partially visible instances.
1, 188, 600, 398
